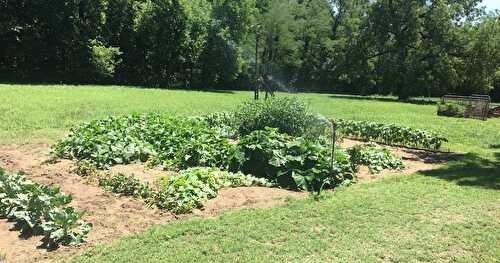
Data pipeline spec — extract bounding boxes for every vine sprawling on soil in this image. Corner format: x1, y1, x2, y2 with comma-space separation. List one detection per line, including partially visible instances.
52, 113, 233, 170
348, 143, 405, 173
0, 169, 92, 247
335, 119, 448, 150
94, 168, 272, 214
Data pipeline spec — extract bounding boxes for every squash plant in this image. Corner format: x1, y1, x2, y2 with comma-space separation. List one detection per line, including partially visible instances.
230, 128, 353, 191
335, 119, 448, 150
0, 169, 92, 247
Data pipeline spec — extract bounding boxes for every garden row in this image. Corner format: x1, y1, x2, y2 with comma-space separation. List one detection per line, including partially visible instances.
96, 167, 272, 214
0, 169, 92, 247
335, 119, 448, 150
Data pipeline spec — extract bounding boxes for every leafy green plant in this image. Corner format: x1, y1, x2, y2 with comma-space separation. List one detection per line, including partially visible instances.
41, 207, 93, 246
230, 128, 353, 191
194, 111, 238, 138
234, 97, 311, 136
335, 119, 448, 150
0, 169, 92, 247
154, 167, 272, 214
52, 113, 234, 170
437, 102, 465, 117
74, 160, 98, 177
347, 143, 405, 173
88, 39, 122, 78
98, 173, 151, 199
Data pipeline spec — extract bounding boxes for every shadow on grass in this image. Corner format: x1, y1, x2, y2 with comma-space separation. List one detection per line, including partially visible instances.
329, 94, 437, 105
420, 153, 500, 190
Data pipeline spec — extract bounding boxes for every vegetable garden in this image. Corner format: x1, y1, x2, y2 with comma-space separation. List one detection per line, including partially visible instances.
0, 96, 451, 261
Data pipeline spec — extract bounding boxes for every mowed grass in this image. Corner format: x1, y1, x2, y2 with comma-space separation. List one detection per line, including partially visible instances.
0, 84, 499, 262
1, 84, 499, 157
72, 174, 500, 263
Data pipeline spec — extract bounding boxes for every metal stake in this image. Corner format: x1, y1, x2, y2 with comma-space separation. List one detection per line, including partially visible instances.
331, 120, 337, 174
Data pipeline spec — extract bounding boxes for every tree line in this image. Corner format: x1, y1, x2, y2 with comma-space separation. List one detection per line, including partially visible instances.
1, 0, 499, 99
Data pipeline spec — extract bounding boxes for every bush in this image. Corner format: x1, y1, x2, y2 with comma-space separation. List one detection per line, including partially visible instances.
347, 143, 404, 173
234, 97, 311, 136
230, 128, 353, 191
437, 102, 465, 117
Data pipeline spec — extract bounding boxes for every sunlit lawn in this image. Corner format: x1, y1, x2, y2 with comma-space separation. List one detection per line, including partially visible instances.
0, 84, 498, 262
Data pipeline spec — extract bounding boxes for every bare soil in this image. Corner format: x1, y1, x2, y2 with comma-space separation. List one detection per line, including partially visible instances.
0, 141, 454, 263
0, 145, 305, 263
339, 139, 458, 181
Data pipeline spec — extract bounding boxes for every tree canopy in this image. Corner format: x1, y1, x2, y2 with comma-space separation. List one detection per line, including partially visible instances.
1, 0, 499, 99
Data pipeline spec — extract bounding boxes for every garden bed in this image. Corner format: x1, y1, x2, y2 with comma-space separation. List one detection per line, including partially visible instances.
0, 145, 303, 263
0, 141, 457, 262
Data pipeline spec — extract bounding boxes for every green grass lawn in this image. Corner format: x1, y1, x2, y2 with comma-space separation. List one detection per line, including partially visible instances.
1, 84, 498, 157
1, 84, 499, 262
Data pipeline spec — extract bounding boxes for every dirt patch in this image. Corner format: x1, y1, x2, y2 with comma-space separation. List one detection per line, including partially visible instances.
0, 145, 304, 263
110, 164, 173, 184
0, 145, 176, 263
0, 141, 455, 262
196, 187, 307, 218
339, 138, 458, 181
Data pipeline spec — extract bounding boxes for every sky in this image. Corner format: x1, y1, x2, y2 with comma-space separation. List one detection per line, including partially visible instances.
482, 0, 500, 11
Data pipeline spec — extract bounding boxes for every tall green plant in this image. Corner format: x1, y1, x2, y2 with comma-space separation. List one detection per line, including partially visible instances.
234, 97, 311, 136
230, 128, 353, 191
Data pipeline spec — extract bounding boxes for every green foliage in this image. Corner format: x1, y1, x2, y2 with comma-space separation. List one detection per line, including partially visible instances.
437, 102, 465, 117
74, 160, 99, 177
1, 0, 499, 99
41, 207, 93, 246
347, 143, 405, 173
52, 113, 233, 170
230, 128, 353, 191
194, 111, 238, 138
88, 39, 123, 79
98, 173, 151, 199
0, 169, 91, 247
336, 119, 448, 150
154, 167, 272, 214
234, 97, 311, 136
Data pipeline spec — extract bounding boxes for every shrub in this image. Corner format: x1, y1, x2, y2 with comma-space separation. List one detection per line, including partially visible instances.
230, 128, 353, 191
437, 102, 465, 117
234, 97, 310, 136
335, 119, 448, 150
154, 167, 272, 214
347, 143, 404, 173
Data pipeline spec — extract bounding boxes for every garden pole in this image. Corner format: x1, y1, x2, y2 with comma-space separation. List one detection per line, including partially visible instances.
254, 29, 260, 100
331, 120, 337, 174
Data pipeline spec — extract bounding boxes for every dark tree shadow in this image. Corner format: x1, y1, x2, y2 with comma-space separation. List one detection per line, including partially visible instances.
420, 153, 500, 190
329, 94, 437, 105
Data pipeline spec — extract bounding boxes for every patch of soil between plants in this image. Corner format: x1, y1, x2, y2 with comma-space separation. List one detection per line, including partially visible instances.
0, 145, 305, 263
339, 139, 458, 181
